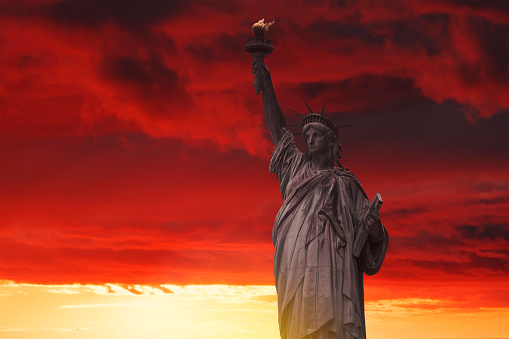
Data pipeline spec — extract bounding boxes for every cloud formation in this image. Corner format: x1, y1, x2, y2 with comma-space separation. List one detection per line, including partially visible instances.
0, 0, 507, 311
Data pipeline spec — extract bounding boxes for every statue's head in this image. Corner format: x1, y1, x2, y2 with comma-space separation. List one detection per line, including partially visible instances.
290, 101, 346, 166
303, 121, 342, 163
304, 123, 336, 153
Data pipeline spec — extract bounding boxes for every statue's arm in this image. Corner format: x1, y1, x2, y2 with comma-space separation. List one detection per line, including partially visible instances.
356, 191, 388, 275
252, 62, 286, 146
346, 176, 388, 274
365, 212, 385, 242
360, 223, 388, 275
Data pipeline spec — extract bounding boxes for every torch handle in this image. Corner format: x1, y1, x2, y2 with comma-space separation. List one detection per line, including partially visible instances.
252, 52, 266, 95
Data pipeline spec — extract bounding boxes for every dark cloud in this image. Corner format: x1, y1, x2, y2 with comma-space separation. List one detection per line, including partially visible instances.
283, 73, 508, 164
45, 0, 188, 29
384, 207, 428, 219
456, 224, 509, 242
298, 12, 450, 56
345, 98, 508, 157
478, 195, 509, 205
458, 60, 483, 84
330, 0, 358, 8
185, 44, 214, 63
186, 33, 245, 63
469, 17, 509, 84
296, 75, 422, 109
480, 248, 509, 256
195, 0, 241, 14
391, 14, 450, 56
11, 54, 43, 70
459, 194, 509, 209
2, 0, 242, 31
467, 108, 509, 151
101, 56, 180, 91
391, 231, 462, 252
442, 0, 509, 12
304, 18, 386, 46
475, 181, 509, 192
411, 251, 509, 275
99, 54, 192, 110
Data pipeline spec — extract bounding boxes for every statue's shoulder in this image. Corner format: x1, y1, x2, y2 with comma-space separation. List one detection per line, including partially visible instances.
333, 166, 357, 180
333, 167, 368, 199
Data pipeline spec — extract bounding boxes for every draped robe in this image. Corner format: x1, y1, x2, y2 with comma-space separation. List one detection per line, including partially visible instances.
270, 131, 388, 339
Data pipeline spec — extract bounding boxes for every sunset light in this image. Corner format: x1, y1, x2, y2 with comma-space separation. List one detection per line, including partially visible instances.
2, 281, 508, 339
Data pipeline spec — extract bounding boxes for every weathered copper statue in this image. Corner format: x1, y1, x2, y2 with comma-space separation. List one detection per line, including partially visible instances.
247, 20, 389, 339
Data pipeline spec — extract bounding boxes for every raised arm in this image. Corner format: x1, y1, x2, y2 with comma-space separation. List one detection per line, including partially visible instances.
252, 61, 287, 146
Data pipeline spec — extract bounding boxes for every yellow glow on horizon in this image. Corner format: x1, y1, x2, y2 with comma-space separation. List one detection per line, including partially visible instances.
0, 281, 508, 339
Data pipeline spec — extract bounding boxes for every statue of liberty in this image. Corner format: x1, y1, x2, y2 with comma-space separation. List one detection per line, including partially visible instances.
248, 19, 389, 339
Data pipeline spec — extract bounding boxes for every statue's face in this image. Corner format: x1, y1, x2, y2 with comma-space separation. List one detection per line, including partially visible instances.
305, 127, 330, 156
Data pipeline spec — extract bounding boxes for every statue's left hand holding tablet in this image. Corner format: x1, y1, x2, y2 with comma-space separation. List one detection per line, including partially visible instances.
366, 211, 384, 242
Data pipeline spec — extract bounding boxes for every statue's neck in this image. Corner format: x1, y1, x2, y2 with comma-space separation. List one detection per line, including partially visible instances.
310, 153, 335, 171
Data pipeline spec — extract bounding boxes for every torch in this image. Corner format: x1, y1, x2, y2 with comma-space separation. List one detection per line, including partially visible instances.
245, 19, 275, 95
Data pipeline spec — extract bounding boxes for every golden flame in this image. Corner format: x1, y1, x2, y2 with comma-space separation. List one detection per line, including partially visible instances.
252, 18, 275, 36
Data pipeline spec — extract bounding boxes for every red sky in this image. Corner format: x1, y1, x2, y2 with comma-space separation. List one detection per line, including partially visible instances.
0, 0, 508, 312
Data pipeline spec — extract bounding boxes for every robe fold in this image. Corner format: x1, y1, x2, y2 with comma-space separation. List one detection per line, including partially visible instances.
269, 130, 388, 339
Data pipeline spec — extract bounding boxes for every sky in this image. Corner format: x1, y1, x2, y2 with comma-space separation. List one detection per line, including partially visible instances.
0, 0, 508, 338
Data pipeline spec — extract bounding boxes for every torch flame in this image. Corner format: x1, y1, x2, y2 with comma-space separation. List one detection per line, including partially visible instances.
252, 18, 275, 36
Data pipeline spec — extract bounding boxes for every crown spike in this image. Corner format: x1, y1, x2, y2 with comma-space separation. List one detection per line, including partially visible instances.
302, 99, 314, 114
330, 113, 343, 121
293, 131, 302, 136
288, 108, 305, 118
320, 102, 326, 116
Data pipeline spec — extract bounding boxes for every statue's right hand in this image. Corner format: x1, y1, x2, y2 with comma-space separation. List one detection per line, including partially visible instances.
252, 61, 271, 81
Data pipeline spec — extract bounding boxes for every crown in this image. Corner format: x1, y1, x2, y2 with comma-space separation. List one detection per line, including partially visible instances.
302, 114, 339, 139
288, 100, 351, 139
